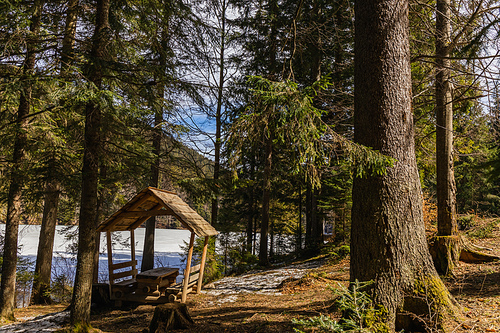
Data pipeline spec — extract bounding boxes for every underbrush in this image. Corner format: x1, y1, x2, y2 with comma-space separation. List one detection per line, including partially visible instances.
292, 280, 388, 333
466, 219, 498, 239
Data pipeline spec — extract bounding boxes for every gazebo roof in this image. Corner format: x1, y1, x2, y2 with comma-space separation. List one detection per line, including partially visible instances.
96, 187, 218, 237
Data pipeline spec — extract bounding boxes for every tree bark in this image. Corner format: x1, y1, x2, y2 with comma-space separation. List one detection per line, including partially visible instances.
351, 0, 457, 329
0, 0, 42, 320
434, 0, 458, 274
142, 108, 162, 272
70, 0, 110, 327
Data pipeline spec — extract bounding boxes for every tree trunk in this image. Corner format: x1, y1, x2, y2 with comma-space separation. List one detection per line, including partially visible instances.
70, 0, 110, 327
259, 134, 272, 266
142, 108, 162, 272
31, 177, 61, 304
31, 0, 80, 302
434, 0, 459, 275
297, 184, 302, 252
142, 25, 173, 271
269, 219, 274, 258
0, 0, 42, 320
351, 0, 458, 329
60, 0, 79, 71
310, 188, 321, 252
246, 159, 255, 253
305, 183, 312, 247
211, 0, 226, 227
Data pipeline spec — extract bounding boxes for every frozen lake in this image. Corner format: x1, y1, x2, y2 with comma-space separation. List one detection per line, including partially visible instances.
0, 224, 193, 283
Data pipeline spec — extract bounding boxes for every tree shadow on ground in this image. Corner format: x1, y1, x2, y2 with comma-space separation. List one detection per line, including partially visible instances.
91, 297, 337, 333
175, 298, 338, 333
446, 268, 500, 298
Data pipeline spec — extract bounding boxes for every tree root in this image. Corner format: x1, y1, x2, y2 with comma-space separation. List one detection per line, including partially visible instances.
430, 235, 500, 275
459, 237, 500, 263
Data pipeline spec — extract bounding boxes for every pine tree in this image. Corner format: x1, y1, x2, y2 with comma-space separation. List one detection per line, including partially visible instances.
0, 0, 43, 319
70, 0, 110, 326
31, 0, 80, 305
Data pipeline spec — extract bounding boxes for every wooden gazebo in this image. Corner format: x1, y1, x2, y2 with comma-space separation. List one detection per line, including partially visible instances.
96, 187, 218, 304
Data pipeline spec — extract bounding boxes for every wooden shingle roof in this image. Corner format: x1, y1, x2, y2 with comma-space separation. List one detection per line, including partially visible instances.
96, 187, 218, 237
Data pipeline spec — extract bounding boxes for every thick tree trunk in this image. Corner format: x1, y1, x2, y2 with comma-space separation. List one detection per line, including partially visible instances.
31, 177, 61, 304
0, 0, 42, 320
352, 0, 458, 329
434, 0, 458, 274
71, 102, 100, 327
259, 135, 272, 266
70, 0, 110, 327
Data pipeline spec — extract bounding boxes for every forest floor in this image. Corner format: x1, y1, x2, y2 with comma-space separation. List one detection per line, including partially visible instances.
2, 216, 500, 332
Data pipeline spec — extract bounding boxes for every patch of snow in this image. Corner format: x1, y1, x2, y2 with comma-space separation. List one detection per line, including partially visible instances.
0, 311, 69, 332
206, 295, 239, 306
203, 261, 322, 297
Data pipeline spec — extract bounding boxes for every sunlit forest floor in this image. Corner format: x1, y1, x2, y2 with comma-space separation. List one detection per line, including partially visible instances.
443, 217, 500, 332
5, 217, 500, 332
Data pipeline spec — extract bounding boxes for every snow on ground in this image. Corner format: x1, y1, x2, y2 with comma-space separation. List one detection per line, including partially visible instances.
201, 260, 323, 305
0, 311, 69, 333
0, 260, 322, 331
204, 260, 322, 296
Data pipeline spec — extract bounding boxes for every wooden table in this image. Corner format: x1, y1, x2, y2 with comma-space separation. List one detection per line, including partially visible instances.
136, 267, 179, 294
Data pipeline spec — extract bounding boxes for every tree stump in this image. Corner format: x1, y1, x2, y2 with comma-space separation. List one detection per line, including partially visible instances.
149, 303, 194, 332
91, 283, 111, 307
429, 235, 461, 275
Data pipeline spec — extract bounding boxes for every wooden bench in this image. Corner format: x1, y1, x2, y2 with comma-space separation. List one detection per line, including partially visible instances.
109, 260, 138, 299
166, 264, 201, 301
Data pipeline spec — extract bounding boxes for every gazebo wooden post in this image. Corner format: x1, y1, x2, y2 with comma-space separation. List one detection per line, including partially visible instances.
181, 232, 195, 302
130, 230, 136, 277
106, 231, 113, 295
196, 236, 209, 293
